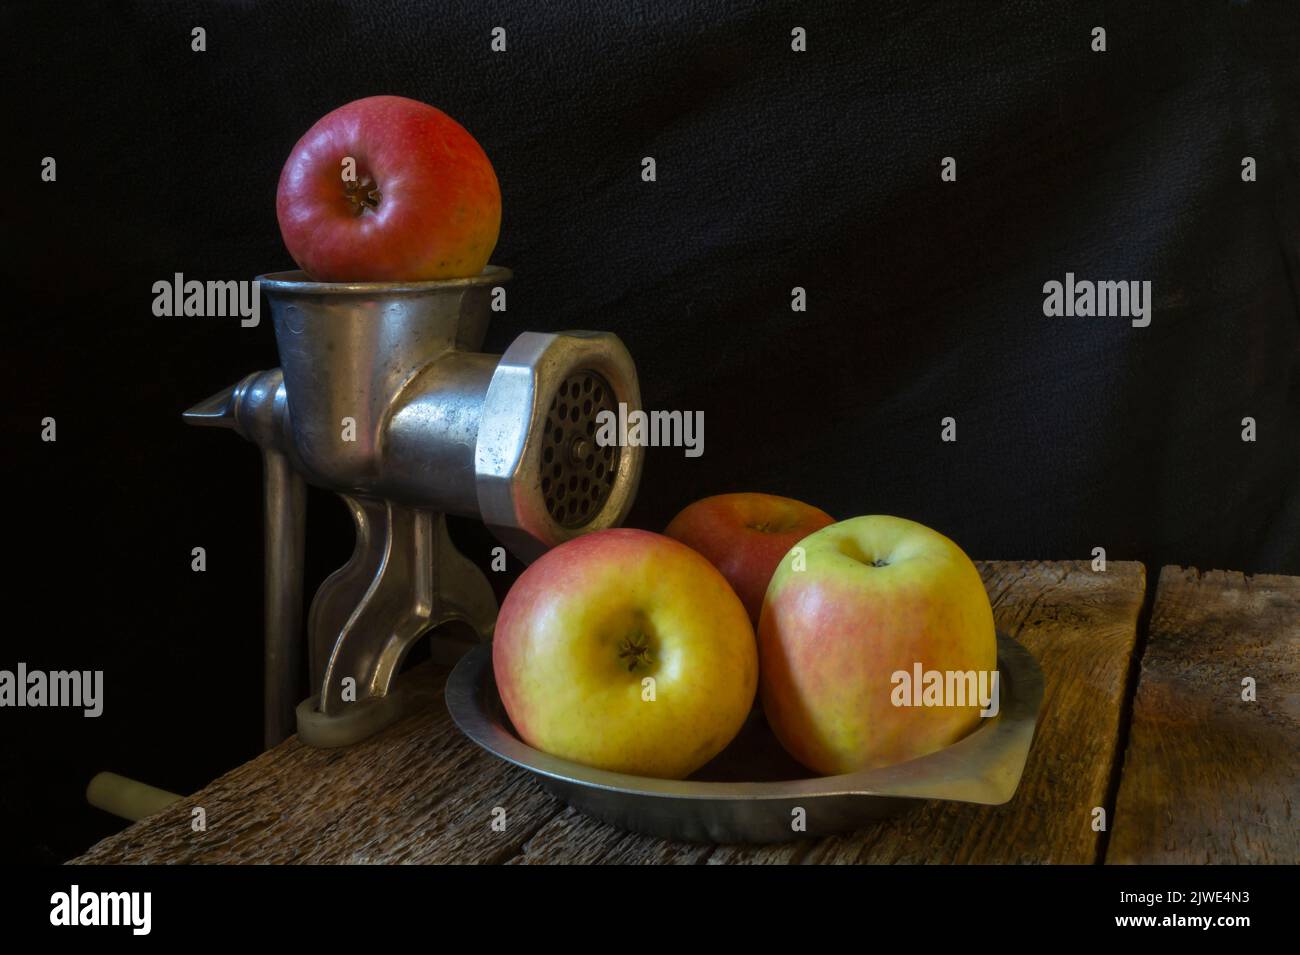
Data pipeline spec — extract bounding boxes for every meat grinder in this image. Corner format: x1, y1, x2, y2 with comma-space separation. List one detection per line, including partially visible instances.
183, 266, 643, 748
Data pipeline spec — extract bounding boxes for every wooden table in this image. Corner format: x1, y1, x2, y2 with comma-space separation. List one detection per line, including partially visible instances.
73, 561, 1299, 864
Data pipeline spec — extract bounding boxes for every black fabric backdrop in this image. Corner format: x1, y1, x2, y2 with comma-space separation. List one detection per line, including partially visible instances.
2, 1, 1297, 862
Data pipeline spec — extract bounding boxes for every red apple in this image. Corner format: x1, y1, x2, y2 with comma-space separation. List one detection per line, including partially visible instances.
493, 528, 757, 780
275, 95, 501, 282
664, 493, 834, 625
759, 515, 997, 775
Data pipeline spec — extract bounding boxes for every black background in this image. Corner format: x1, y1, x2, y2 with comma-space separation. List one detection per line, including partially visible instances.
3, 0, 1298, 863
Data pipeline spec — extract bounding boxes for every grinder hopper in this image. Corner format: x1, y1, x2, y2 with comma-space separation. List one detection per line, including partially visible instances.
185, 266, 643, 747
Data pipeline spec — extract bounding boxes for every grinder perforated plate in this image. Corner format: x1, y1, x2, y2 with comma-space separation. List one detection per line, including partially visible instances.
475, 329, 642, 563
541, 371, 620, 528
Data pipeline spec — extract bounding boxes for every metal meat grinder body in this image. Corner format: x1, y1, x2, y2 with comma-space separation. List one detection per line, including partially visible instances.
184, 267, 643, 748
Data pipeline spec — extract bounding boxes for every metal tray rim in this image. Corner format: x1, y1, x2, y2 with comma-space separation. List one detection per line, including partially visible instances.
446, 630, 1043, 807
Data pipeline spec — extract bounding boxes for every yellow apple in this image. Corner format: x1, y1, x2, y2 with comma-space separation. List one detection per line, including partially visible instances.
759, 515, 997, 775
493, 528, 757, 779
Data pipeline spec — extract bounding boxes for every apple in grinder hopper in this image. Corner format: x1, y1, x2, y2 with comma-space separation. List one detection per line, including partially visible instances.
276, 95, 501, 282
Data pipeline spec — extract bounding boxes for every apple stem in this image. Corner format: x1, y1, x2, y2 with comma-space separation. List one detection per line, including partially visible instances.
344, 176, 382, 216
617, 633, 652, 672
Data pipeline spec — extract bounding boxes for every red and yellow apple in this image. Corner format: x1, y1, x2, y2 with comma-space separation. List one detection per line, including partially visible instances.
276, 95, 501, 282
759, 515, 996, 775
665, 493, 834, 626
493, 528, 757, 779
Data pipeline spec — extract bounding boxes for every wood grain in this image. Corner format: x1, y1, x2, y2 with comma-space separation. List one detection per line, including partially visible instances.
73, 560, 1147, 865
1106, 567, 1300, 865
72, 664, 568, 864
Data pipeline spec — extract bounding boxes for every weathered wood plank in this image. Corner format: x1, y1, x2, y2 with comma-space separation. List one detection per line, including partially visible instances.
72, 663, 566, 864
74, 560, 1147, 865
1107, 567, 1300, 865
507, 806, 715, 865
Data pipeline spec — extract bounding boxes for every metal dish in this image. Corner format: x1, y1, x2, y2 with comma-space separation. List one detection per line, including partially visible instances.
445, 632, 1043, 842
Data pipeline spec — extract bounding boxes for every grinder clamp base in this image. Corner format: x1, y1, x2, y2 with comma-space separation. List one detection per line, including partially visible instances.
299, 498, 497, 747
